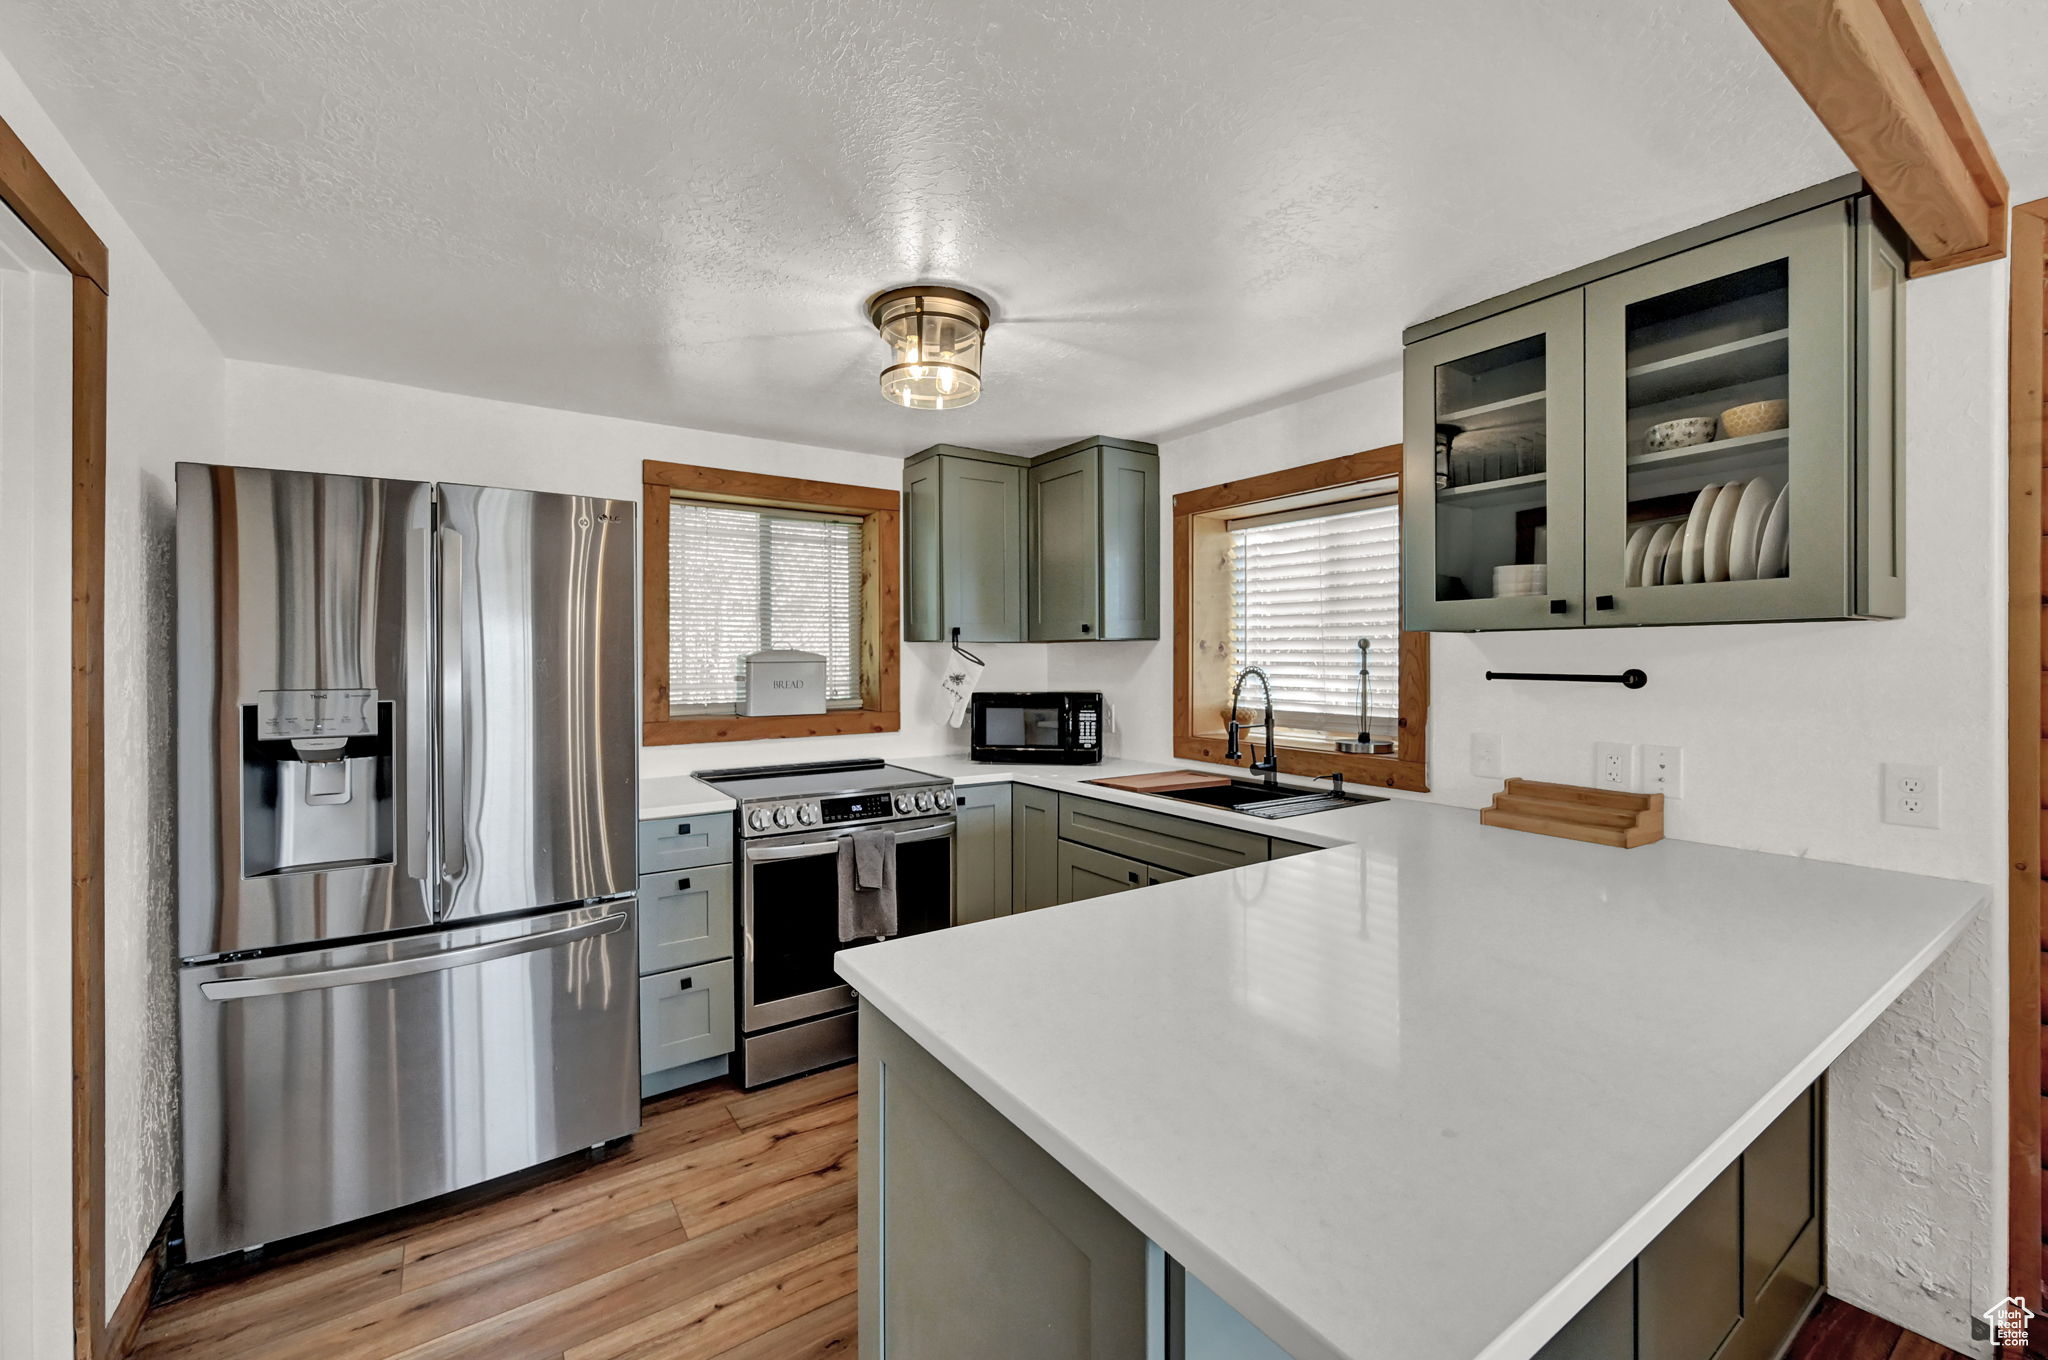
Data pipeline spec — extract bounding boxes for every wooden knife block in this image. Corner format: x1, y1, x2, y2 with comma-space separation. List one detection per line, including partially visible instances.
1479, 778, 1664, 849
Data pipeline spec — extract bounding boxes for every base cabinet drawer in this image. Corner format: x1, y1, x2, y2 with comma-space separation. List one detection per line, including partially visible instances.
639, 814, 735, 873
1058, 794, 1268, 878
1057, 840, 1147, 901
638, 865, 735, 972
639, 959, 735, 1076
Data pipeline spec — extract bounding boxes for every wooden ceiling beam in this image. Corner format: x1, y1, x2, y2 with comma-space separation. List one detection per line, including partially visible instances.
1729, 0, 2008, 277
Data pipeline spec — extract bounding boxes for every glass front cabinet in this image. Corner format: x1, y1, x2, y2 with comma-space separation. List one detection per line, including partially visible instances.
1402, 186, 1905, 631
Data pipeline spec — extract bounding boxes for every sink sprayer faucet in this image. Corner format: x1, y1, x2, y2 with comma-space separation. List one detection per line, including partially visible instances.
1225, 667, 1281, 789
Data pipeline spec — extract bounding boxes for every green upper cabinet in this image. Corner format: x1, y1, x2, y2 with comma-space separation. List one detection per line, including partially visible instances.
904, 445, 1029, 643
1402, 179, 1906, 632
1027, 437, 1160, 641
905, 436, 1159, 643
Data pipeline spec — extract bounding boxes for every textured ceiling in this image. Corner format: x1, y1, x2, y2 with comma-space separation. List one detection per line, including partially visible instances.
1923, 0, 2048, 205
0, 0, 1871, 455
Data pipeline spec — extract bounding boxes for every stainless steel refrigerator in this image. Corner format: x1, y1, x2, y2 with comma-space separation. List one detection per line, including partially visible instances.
175, 463, 640, 1261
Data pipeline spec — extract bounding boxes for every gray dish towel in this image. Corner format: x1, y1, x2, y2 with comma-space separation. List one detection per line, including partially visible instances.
837, 827, 898, 942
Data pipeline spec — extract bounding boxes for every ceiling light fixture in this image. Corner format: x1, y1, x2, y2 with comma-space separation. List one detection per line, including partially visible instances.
867, 285, 990, 410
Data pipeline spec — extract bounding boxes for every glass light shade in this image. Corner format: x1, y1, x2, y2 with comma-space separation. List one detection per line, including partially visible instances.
867, 286, 990, 410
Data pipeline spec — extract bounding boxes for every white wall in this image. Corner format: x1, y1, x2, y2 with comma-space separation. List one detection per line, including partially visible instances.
0, 42, 230, 1333
223, 360, 1052, 780
1053, 264, 2011, 1352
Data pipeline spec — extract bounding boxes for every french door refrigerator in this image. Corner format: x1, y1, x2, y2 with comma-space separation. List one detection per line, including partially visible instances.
175, 463, 640, 1261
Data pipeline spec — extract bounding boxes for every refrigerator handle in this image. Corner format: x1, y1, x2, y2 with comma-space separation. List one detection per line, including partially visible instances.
404, 525, 433, 883
196, 912, 626, 1000
438, 524, 468, 890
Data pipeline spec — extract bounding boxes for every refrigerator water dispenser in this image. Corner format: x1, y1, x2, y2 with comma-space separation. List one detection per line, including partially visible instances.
241, 690, 394, 876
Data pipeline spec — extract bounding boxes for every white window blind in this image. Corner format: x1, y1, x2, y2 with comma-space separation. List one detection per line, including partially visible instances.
1227, 497, 1400, 739
668, 498, 863, 712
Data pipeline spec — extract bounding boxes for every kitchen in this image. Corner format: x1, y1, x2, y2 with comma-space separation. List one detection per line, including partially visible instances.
0, 3, 2039, 1360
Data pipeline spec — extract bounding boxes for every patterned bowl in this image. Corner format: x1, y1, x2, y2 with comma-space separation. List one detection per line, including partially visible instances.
1645, 417, 1719, 453
1719, 399, 1789, 439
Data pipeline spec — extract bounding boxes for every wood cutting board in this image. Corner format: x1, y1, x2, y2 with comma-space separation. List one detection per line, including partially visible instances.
1087, 770, 1233, 794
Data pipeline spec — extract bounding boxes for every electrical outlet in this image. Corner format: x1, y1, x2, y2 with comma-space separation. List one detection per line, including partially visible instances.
1642, 744, 1683, 797
1881, 763, 1940, 828
1594, 741, 1639, 791
1470, 733, 1503, 780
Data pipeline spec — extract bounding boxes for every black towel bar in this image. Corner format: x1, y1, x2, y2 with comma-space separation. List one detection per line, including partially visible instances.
1485, 669, 1648, 689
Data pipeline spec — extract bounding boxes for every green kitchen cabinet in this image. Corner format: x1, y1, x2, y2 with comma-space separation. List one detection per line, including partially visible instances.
1013, 783, 1062, 912
1027, 437, 1161, 641
904, 435, 1159, 644
953, 783, 1014, 925
860, 1004, 1150, 1360
1528, 1084, 1821, 1360
1403, 177, 1906, 631
904, 445, 1029, 643
1056, 840, 1148, 901
1056, 794, 1269, 879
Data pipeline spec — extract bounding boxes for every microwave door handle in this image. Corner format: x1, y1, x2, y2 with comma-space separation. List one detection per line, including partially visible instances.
437, 525, 468, 893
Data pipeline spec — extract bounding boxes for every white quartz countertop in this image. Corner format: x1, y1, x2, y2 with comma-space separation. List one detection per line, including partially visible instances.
834, 756, 1987, 1360
639, 773, 737, 820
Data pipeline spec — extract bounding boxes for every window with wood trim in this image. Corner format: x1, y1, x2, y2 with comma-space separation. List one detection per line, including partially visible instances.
643, 460, 900, 744
1174, 446, 1429, 792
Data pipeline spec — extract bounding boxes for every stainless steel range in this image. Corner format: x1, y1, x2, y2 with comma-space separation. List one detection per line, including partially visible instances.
695, 759, 955, 1087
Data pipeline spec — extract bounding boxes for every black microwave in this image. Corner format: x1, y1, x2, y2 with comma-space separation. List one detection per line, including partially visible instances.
969, 692, 1103, 764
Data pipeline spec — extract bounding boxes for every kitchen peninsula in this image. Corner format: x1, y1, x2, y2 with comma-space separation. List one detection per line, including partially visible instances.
835, 763, 1986, 1360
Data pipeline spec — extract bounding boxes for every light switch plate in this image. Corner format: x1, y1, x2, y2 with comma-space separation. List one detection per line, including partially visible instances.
1642, 745, 1683, 797
1470, 733, 1503, 780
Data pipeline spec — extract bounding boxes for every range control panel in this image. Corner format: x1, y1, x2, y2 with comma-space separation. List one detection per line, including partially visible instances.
738, 780, 954, 837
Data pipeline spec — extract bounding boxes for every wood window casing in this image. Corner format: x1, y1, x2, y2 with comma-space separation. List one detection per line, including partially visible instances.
1173, 445, 1429, 793
642, 460, 900, 744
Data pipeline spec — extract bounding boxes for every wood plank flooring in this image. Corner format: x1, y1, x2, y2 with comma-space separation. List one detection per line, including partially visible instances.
133, 1067, 858, 1360
132, 1064, 1968, 1360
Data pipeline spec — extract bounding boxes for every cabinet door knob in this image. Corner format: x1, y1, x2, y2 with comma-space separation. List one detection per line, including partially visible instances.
1127, 870, 1140, 883
1080, 622, 1092, 634
1595, 595, 1616, 611
675, 822, 690, 836
1549, 599, 1567, 615
678, 976, 694, 991
675, 877, 690, 892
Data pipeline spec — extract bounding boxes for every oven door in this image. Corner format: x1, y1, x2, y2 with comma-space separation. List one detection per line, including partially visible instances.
740, 816, 954, 1033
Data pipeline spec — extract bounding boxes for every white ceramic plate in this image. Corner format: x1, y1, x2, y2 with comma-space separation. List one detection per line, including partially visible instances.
1642, 522, 1679, 588
1725, 476, 1777, 581
1756, 484, 1791, 578
1623, 523, 1654, 588
1680, 483, 1724, 584
1702, 484, 1745, 582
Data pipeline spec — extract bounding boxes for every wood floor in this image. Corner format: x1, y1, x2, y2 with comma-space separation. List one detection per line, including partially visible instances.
134, 1066, 859, 1360
132, 1064, 1968, 1360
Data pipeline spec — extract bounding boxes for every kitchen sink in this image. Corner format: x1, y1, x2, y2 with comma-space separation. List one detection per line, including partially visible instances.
1146, 779, 1387, 819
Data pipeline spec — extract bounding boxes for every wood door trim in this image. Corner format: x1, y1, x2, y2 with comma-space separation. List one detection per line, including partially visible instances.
2008, 197, 2048, 1333
1170, 444, 1429, 794
1727, 0, 2007, 277
0, 117, 106, 289
0, 110, 118, 1360
70, 275, 109, 1360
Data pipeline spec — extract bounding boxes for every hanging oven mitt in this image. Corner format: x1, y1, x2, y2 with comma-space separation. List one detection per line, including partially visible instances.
939, 652, 986, 728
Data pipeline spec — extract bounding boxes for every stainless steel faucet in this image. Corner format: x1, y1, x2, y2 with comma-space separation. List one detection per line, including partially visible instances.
1224, 666, 1280, 788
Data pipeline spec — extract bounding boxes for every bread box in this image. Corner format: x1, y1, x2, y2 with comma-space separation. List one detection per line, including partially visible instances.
741, 649, 827, 716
